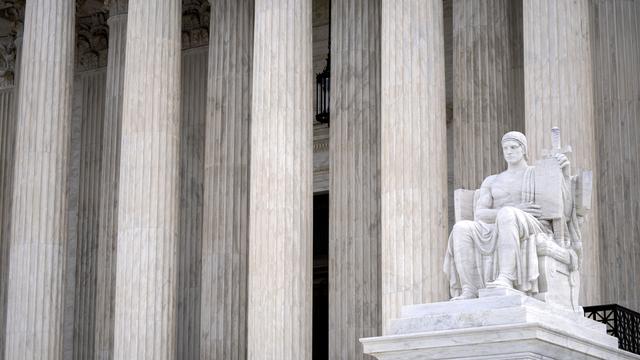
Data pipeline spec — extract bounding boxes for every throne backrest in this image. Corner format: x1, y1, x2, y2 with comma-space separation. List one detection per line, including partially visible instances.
454, 189, 480, 222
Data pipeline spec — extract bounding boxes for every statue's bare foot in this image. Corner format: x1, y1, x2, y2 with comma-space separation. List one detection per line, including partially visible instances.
486, 276, 513, 289
450, 291, 477, 301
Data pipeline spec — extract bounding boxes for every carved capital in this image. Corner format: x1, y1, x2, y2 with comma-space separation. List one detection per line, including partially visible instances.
0, 36, 16, 88
0, 0, 24, 40
182, 0, 210, 50
104, 0, 127, 17
76, 11, 109, 72
0, 0, 23, 89
0, 0, 23, 22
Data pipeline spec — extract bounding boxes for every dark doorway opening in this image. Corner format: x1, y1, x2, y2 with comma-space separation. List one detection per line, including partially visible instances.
313, 193, 329, 359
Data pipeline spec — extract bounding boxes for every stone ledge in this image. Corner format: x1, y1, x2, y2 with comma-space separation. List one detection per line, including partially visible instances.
362, 321, 640, 359
362, 293, 640, 359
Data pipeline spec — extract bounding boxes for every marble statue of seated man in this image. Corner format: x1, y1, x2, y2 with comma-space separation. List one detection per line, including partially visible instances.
443, 131, 576, 300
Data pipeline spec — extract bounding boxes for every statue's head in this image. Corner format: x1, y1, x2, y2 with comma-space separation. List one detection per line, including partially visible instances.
501, 131, 527, 165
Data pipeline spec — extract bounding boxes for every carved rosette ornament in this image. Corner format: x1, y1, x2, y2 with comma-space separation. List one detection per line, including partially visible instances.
182, 0, 210, 49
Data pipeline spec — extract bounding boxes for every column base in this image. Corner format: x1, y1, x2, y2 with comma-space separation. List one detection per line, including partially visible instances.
361, 290, 639, 359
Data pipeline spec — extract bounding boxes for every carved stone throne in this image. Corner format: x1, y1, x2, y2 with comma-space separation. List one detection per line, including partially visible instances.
453, 188, 582, 312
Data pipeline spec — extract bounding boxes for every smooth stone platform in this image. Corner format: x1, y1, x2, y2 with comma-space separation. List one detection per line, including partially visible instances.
361, 289, 640, 359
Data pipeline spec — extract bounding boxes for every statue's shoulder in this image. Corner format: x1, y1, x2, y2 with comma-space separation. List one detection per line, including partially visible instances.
480, 174, 498, 189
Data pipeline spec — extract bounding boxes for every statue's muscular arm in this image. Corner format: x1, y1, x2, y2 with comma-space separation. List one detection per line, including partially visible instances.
474, 175, 499, 223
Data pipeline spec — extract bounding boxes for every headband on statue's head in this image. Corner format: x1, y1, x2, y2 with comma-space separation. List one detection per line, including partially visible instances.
501, 131, 528, 157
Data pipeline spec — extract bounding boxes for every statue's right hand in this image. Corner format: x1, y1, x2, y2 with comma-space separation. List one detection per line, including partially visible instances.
515, 202, 542, 218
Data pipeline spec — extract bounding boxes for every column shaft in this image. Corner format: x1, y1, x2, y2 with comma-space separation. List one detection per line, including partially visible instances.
453, 0, 524, 189
329, 0, 381, 358
113, 0, 181, 358
176, 47, 207, 360
523, 0, 600, 305
248, 0, 313, 358
72, 71, 107, 360
95, 3, 127, 359
0, 88, 15, 360
381, 0, 448, 332
591, 0, 640, 311
200, 1, 252, 359
0, 29, 21, 360
4, 0, 75, 358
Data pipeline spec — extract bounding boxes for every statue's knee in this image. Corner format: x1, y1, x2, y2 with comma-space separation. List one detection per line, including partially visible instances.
452, 220, 475, 238
496, 206, 517, 226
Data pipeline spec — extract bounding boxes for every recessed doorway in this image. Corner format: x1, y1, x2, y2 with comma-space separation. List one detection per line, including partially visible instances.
313, 193, 329, 359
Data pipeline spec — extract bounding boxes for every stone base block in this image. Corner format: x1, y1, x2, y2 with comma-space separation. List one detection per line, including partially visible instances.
361, 289, 640, 359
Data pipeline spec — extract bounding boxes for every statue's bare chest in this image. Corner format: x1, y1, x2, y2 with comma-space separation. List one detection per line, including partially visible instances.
490, 171, 526, 208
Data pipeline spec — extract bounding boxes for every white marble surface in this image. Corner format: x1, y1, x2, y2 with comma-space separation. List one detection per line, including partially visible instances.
381, 0, 449, 331
113, 0, 182, 358
95, 4, 127, 359
523, 0, 600, 306
200, 1, 252, 358
5, 0, 75, 358
329, 0, 382, 358
362, 292, 640, 360
248, 0, 314, 358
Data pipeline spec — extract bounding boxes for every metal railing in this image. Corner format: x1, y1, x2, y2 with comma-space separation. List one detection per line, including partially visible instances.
584, 304, 640, 355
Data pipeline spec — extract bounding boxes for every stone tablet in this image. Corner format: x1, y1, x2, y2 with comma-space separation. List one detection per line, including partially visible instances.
534, 158, 564, 220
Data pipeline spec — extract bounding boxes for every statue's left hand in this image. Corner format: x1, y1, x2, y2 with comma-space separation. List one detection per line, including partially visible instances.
553, 153, 570, 176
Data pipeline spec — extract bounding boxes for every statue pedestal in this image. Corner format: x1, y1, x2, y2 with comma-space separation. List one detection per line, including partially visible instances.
361, 288, 640, 359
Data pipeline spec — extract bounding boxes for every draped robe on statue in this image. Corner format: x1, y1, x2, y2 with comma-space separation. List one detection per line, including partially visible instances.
443, 166, 560, 297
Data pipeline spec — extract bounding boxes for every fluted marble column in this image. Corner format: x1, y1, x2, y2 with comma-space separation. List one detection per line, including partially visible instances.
200, 1, 252, 359
453, 0, 524, 190
248, 0, 313, 358
113, 0, 181, 359
0, 88, 14, 360
4, 0, 75, 358
95, 2, 127, 359
0, 27, 21, 360
523, 0, 600, 305
381, 0, 448, 332
591, 0, 640, 312
71, 71, 107, 360
176, 47, 207, 360
329, 0, 381, 358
